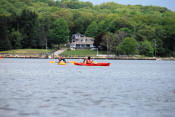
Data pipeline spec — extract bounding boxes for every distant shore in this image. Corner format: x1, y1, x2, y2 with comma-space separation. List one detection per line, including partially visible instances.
0, 53, 174, 60
1, 49, 174, 60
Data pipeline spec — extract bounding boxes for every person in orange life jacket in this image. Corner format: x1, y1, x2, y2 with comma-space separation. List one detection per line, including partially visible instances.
58, 56, 66, 63
83, 56, 93, 64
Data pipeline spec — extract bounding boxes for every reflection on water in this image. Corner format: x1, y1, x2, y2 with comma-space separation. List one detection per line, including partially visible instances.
0, 59, 175, 117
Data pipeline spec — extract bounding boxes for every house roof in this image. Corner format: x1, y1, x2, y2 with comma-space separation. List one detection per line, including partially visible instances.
71, 37, 94, 45
72, 33, 84, 38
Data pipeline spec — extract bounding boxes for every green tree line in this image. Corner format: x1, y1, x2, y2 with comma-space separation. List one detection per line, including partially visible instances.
0, 0, 175, 56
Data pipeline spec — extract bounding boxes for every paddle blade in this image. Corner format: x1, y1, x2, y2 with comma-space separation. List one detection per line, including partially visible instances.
69, 61, 76, 64
49, 61, 55, 63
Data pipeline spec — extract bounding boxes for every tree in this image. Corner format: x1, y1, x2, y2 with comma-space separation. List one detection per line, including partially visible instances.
71, 11, 93, 34
116, 37, 139, 55
50, 18, 70, 47
100, 32, 117, 53
18, 9, 39, 48
139, 40, 154, 56
38, 17, 51, 49
114, 28, 131, 46
56, 0, 93, 9
85, 21, 98, 38
0, 16, 11, 51
9, 29, 22, 49
135, 24, 156, 41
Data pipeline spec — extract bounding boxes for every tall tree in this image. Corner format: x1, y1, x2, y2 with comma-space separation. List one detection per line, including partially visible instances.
100, 32, 116, 53
50, 18, 70, 47
0, 16, 11, 50
9, 29, 22, 49
85, 21, 98, 38
18, 9, 39, 48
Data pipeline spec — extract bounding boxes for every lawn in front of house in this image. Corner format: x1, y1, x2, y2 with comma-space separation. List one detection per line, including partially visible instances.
61, 49, 106, 57
0, 49, 51, 54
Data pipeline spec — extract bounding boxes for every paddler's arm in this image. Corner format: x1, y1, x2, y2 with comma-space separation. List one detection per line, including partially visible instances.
63, 58, 66, 63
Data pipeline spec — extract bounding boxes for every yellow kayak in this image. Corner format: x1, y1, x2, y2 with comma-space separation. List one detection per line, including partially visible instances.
58, 62, 66, 65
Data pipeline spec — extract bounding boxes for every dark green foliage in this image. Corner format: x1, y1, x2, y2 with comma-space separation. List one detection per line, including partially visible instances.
115, 28, 131, 44
116, 37, 139, 55
0, 16, 12, 50
70, 11, 93, 34
0, 0, 175, 56
56, 0, 93, 9
139, 40, 154, 56
50, 18, 69, 46
85, 21, 98, 38
9, 29, 22, 49
18, 9, 39, 48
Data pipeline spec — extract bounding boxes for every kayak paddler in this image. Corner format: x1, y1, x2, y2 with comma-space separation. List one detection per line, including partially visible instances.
58, 56, 66, 63
83, 56, 93, 64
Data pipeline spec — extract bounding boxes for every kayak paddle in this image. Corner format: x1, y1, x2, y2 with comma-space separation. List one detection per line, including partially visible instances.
49, 61, 55, 63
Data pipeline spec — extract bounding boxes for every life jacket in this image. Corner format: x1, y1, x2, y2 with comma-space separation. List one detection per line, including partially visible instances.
58, 57, 65, 63
86, 59, 93, 64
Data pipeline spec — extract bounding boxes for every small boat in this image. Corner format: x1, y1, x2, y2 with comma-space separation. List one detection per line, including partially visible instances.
74, 62, 110, 66
58, 61, 66, 65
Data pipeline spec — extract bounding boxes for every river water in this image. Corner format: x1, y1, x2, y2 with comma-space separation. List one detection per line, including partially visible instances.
0, 59, 175, 117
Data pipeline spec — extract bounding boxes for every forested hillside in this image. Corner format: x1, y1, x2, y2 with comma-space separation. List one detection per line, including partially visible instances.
0, 0, 175, 56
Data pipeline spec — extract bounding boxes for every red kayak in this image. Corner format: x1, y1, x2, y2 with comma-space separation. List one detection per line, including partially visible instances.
74, 62, 110, 66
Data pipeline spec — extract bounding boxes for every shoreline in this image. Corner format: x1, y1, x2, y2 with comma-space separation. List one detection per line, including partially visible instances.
0, 54, 174, 60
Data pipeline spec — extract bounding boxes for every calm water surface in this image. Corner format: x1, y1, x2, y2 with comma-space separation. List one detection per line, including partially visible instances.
0, 59, 175, 117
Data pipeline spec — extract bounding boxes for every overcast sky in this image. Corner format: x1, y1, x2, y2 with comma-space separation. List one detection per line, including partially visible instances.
80, 0, 175, 11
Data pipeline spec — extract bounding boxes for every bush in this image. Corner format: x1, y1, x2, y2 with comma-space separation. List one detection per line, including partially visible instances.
139, 40, 154, 56
116, 37, 139, 55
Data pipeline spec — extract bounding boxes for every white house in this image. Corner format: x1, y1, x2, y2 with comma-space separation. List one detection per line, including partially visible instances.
70, 33, 94, 49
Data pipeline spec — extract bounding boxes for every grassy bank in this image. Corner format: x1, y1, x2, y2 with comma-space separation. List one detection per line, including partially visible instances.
0, 49, 51, 54
61, 49, 106, 57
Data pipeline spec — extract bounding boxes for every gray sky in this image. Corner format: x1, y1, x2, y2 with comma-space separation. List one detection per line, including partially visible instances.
80, 0, 175, 11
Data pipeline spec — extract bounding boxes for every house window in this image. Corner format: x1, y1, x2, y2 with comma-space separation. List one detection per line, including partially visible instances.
81, 44, 85, 47
81, 39, 86, 42
76, 44, 80, 47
